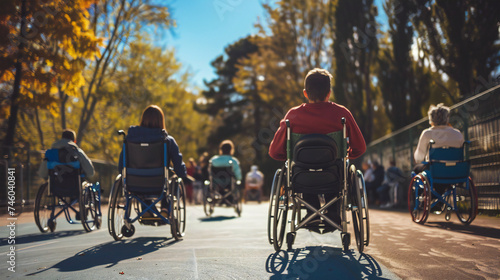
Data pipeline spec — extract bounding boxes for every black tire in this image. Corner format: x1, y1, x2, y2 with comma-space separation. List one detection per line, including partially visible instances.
349, 166, 364, 253
203, 183, 213, 217
267, 169, 282, 245
170, 178, 186, 240
234, 186, 243, 217
34, 183, 53, 233
408, 174, 430, 224
357, 170, 370, 247
455, 177, 478, 225
272, 177, 288, 252
342, 233, 351, 252
81, 183, 100, 232
108, 177, 126, 241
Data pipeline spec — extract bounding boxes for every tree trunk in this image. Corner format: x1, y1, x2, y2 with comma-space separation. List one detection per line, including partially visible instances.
3, 0, 27, 155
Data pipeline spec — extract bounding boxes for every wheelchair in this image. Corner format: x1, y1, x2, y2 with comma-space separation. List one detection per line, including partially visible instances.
203, 164, 242, 217
34, 148, 102, 233
107, 130, 186, 241
408, 140, 478, 225
267, 118, 370, 252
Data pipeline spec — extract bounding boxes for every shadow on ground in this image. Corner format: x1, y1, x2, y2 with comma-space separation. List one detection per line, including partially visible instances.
266, 247, 386, 280
424, 221, 500, 239
198, 216, 237, 222
0, 230, 86, 245
26, 236, 178, 276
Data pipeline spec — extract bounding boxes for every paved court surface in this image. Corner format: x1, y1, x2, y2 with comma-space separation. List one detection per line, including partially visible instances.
1, 203, 499, 279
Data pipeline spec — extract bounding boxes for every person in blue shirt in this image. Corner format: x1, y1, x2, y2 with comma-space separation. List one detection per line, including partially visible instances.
118, 105, 187, 216
210, 140, 242, 182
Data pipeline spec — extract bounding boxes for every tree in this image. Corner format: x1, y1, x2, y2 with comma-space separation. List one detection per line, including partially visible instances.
0, 0, 100, 153
196, 36, 259, 154
376, 0, 433, 130
74, 0, 173, 145
412, 0, 500, 98
333, 0, 379, 143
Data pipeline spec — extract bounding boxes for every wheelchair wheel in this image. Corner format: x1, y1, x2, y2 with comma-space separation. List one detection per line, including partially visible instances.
267, 169, 282, 245
81, 183, 101, 232
203, 184, 214, 217
234, 187, 243, 217
272, 177, 288, 251
170, 178, 186, 240
408, 174, 430, 224
349, 166, 365, 252
108, 177, 127, 241
455, 177, 478, 225
34, 183, 53, 233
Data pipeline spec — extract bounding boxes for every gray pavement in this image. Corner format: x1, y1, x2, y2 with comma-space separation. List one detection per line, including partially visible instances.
1, 203, 499, 279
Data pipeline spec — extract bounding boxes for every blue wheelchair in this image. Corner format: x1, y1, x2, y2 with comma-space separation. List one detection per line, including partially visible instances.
408, 140, 478, 225
267, 118, 370, 252
34, 148, 102, 233
107, 130, 186, 241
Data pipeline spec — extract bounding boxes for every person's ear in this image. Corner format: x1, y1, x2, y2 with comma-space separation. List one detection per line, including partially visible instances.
303, 89, 308, 100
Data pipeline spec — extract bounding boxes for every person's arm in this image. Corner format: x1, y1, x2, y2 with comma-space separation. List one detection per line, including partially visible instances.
346, 111, 366, 159
414, 130, 429, 163
231, 157, 242, 181
77, 147, 95, 178
168, 137, 187, 178
269, 118, 287, 161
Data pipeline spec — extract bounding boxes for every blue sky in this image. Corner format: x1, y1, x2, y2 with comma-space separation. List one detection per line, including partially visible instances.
168, 0, 268, 89
168, 0, 387, 90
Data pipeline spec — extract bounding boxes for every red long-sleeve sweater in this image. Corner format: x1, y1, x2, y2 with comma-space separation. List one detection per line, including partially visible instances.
268, 102, 366, 161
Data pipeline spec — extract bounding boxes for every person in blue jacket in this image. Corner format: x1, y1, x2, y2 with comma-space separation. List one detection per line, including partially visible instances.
119, 105, 187, 216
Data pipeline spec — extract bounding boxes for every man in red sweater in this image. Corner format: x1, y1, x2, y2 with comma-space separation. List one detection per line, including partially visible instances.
269, 68, 366, 231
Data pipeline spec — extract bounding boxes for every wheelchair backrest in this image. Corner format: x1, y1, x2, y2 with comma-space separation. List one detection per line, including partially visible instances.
290, 134, 342, 194
124, 141, 167, 193
210, 166, 234, 189
428, 146, 470, 180
45, 148, 81, 197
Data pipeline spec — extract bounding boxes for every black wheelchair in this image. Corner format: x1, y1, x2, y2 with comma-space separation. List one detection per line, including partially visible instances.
267, 118, 370, 252
107, 130, 186, 241
34, 148, 102, 233
203, 164, 242, 217
409, 140, 478, 225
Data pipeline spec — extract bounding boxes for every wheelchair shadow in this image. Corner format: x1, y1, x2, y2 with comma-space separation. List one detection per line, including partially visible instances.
0, 230, 86, 245
424, 222, 500, 239
198, 216, 237, 222
266, 247, 386, 279
26, 236, 178, 276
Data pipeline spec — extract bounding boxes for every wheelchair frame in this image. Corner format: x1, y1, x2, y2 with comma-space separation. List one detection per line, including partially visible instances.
203, 163, 242, 217
267, 118, 370, 252
107, 130, 186, 241
34, 150, 102, 233
408, 141, 478, 225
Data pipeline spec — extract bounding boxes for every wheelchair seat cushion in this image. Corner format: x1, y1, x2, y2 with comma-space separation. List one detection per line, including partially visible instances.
291, 134, 342, 194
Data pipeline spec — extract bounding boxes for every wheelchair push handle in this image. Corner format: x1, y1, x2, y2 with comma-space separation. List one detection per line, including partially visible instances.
117, 130, 127, 140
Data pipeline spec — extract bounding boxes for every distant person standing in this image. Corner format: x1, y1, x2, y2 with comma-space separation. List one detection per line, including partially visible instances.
38, 129, 95, 180
244, 165, 264, 203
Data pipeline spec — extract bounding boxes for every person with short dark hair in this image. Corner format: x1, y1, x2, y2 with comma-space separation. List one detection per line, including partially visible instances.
209, 140, 242, 181
38, 129, 95, 179
269, 68, 366, 231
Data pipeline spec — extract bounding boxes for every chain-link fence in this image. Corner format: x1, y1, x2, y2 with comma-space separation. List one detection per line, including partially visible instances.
363, 85, 500, 213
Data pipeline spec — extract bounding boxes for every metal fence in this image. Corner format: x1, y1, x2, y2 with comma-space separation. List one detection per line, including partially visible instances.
363, 85, 500, 212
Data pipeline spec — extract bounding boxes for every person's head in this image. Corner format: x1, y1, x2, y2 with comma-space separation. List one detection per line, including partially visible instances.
303, 68, 333, 102
61, 129, 76, 143
428, 103, 450, 126
188, 157, 196, 167
389, 160, 396, 167
362, 161, 370, 171
219, 140, 234, 155
140, 105, 165, 130
251, 165, 258, 172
